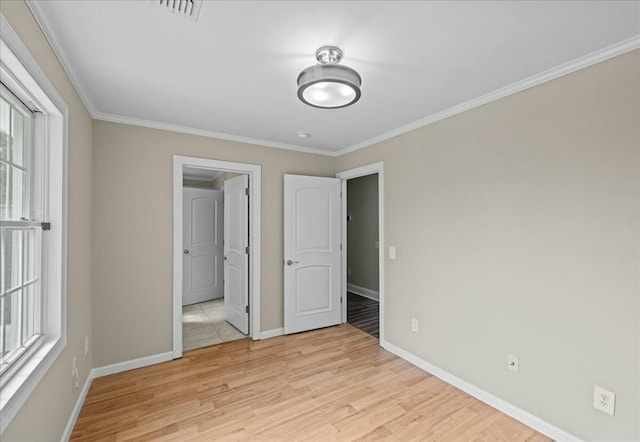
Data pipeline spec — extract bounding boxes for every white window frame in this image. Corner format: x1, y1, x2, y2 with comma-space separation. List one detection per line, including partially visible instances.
0, 83, 42, 379
0, 14, 68, 434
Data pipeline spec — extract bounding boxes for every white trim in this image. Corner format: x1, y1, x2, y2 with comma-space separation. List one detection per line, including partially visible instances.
96, 112, 334, 157
60, 370, 93, 442
60, 350, 175, 441
260, 328, 284, 340
25, 1, 97, 117
347, 284, 379, 302
21, 3, 639, 158
173, 156, 262, 359
336, 162, 385, 343
380, 340, 581, 442
91, 352, 174, 379
335, 35, 640, 156
0, 13, 69, 435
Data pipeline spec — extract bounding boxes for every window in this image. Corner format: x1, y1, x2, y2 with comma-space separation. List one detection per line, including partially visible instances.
0, 15, 68, 433
0, 84, 42, 379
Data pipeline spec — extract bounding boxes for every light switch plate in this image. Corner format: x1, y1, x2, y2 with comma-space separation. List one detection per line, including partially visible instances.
389, 246, 396, 260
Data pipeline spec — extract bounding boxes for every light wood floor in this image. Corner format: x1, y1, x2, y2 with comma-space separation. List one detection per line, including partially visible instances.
71, 325, 550, 441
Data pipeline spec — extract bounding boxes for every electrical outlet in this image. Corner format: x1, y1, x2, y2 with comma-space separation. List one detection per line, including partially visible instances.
593, 385, 615, 416
411, 318, 419, 333
374, 240, 379, 249
84, 336, 89, 355
508, 354, 519, 373
389, 246, 396, 260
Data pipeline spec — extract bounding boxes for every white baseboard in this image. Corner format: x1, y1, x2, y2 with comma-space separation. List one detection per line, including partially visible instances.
380, 339, 581, 442
347, 283, 379, 301
60, 351, 175, 441
91, 351, 174, 378
60, 371, 94, 442
260, 328, 284, 339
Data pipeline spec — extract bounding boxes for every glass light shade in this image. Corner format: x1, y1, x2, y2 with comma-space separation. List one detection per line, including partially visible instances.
297, 64, 361, 109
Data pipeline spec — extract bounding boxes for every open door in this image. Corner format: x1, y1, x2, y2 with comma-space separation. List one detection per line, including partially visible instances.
183, 188, 224, 305
284, 174, 341, 334
224, 174, 249, 334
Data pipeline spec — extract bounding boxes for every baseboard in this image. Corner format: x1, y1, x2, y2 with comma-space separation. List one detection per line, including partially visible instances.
260, 328, 284, 339
60, 370, 94, 442
347, 283, 379, 301
380, 339, 581, 442
60, 351, 175, 441
91, 351, 174, 378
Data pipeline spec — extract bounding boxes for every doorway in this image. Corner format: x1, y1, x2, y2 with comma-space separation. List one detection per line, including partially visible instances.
345, 173, 380, 338
337, 162, 385, 343
173, 156, 261, 359
181, 169, 248, 350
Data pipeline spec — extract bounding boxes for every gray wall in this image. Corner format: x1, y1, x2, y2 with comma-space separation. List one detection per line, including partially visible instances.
347, 174, 379, 293
92, 121, 334, 367
335, 50, 639, 440
1, 1, 94, 440
183, 178, 214, 188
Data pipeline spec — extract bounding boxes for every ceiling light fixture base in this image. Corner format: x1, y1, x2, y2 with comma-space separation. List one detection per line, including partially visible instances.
315, 46, 343, 65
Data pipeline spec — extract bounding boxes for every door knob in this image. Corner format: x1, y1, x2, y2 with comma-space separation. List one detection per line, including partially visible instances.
286, 259, 299, 266
183, 250, 190, 254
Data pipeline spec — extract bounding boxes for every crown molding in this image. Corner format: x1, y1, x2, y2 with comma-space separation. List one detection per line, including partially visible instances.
25, 0, 97, 117
94, 111, 335, 157
335, 35, 640, 157
23, 0, 638, 159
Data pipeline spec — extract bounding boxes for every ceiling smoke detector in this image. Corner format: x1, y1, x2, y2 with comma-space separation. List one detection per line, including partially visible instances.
151, 0, 203, 21
296, 131, 311, 139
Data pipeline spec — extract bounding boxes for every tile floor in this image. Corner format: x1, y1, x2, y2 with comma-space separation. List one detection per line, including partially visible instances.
182, 298, 247, 351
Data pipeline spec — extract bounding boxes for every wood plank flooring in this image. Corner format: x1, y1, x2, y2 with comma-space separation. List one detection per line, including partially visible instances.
347, 292, 379, 339
71, 325, 549, 441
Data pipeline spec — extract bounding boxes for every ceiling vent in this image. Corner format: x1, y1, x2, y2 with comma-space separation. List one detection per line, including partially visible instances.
151, 0, 203, 21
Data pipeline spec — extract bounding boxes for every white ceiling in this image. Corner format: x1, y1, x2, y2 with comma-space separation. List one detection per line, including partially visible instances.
27, 1, 639, 154
183, 166, 222, 181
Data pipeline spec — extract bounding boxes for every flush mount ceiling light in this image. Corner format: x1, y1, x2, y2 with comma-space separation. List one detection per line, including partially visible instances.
297, 46, 362, 109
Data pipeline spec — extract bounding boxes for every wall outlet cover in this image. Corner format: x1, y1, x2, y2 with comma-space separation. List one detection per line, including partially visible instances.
593, 385, 615, 416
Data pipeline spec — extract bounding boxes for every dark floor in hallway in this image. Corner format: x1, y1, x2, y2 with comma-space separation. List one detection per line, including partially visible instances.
347, 291, 379, 338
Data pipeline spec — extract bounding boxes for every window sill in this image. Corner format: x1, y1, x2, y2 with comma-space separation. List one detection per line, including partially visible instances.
0, 335, 64, 434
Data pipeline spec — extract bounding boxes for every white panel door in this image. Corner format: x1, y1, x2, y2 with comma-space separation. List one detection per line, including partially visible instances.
284, 174, 341, 334
224, 175, 249, 334
183, 188, 224, 306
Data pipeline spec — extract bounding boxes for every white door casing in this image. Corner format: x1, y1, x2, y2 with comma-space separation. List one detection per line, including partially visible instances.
284, 174, 341, 334
173, 156, 261, 358
182, 188, 224, 305
224, 175, 249, 334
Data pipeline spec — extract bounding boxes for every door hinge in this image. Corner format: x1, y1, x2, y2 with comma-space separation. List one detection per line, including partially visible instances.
245, 187, 249, 196
245, 305, 249, 313
340, 244, 342, 251
340, 296, 343, 303
245, 246, 250, 254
